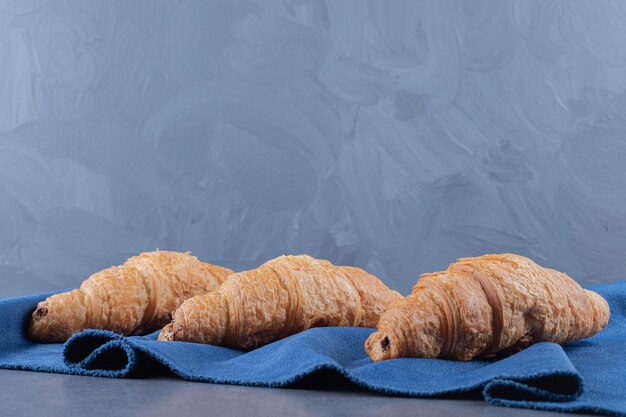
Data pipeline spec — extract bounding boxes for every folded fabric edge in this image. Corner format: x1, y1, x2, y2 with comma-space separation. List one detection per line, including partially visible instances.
64, 330, 125, 365
123, 337, 581, 404
125, 337, 364, 388
485, 378, 623, 417
68, 340, 135, 377
483, 372, 583, 404
124, 335, 478, 393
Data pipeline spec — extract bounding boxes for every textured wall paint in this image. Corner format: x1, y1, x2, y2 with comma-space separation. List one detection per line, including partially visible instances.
1, 0, 626, 297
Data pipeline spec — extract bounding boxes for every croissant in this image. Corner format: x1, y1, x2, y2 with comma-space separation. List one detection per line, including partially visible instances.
28, 251, 233, 342
365, 254, 610, 361
158, 254, 402, 349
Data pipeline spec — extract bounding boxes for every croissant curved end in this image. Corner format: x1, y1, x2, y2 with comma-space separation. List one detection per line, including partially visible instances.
365, 331, 394, 362
27, 291, 88, 343
157, 322, 174, 341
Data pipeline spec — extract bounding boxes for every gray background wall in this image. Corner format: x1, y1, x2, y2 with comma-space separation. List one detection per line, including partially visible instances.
1, 0, 625, 296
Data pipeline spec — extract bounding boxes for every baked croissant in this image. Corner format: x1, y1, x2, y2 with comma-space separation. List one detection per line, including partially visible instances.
365, 254, 610, 361
28, 251, 233, 342
158, 254, 402, 348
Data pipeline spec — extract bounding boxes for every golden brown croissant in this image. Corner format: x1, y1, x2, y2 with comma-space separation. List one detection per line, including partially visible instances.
158, 254, 402, 348
365, 254, 610, 361
28, 251, 233, 342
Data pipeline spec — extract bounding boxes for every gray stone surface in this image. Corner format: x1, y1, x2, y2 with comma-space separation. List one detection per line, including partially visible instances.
0, 369, 590, 417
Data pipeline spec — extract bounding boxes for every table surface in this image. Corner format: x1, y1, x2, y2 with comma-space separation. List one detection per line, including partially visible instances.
0, 287, 595, 417
0, 369, 593, 417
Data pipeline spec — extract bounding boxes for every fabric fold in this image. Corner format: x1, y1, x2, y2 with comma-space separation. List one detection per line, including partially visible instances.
64, 331, 135, 376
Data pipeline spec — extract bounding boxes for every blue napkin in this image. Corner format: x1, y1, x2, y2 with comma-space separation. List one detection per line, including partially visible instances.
1, 282, 625, 416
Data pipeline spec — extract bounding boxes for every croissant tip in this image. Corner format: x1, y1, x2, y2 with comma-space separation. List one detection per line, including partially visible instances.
33, 307, 49, 321
157, 323, 174, 341
365, 332, 393, 362
380, 335, 391, 353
